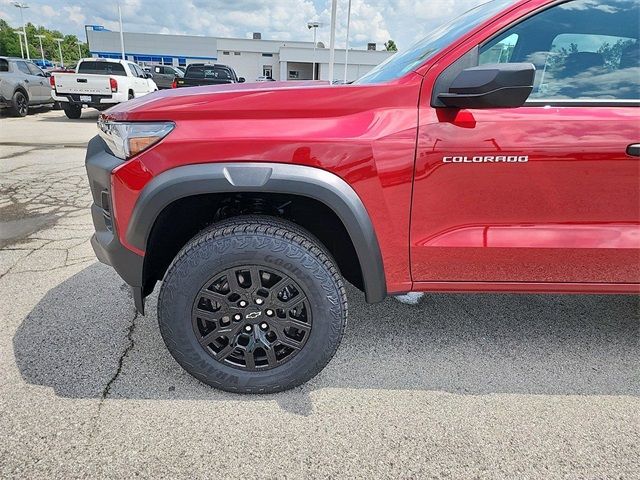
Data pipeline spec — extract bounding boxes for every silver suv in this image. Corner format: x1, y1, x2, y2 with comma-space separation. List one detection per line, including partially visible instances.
0, 57, 54, 117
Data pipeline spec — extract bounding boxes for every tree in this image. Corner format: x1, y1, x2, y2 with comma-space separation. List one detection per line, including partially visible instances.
0, 19, 89, 66
384, 40, 398, 52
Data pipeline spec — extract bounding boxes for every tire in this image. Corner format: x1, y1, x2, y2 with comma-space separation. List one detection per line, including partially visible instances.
10, 90, 28, 117
158, 216, 348, 393
63, 104, 82, 119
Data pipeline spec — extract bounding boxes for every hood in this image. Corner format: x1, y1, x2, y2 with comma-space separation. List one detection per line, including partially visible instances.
104, 80, 330, 120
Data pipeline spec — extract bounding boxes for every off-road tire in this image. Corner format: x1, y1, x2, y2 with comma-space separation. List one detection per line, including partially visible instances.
10, 90, 28, 117
63, 104, 82, 119
158, 216, 348, 393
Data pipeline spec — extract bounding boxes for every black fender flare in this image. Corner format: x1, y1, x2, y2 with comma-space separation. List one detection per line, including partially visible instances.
127, 162, 387, 303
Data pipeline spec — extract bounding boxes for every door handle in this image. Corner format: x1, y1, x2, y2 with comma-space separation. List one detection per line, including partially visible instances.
627, 144, 640, 157
24, 79, 29, 83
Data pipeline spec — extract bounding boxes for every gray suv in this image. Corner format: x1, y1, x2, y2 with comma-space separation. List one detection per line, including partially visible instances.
149, 64, 184, 89
0, 57, 54, 117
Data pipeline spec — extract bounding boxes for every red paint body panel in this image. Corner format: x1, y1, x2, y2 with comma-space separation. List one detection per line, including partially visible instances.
106, 0, 639, 295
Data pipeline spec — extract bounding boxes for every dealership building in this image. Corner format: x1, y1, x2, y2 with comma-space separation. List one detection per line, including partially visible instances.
85, 26, 394, 82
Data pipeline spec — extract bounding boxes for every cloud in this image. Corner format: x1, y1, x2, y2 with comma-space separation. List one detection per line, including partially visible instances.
1, 0, 495, 50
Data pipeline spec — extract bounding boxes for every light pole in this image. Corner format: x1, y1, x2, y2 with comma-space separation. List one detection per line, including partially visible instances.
77, 42, 82, 60
118, 3, 125, 60
13, 2, 30, 60
307, 22, 320, 80
14, 30, 24, 58
344, 0, 352, 84
328, 0, 337, 83
34, 34, 45, 63
54, 38, 64, 68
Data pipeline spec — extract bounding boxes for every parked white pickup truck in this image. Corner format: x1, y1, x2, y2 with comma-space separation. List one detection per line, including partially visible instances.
51, 58, 158, 119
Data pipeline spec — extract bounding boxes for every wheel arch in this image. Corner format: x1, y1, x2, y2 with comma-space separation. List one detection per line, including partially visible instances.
127, 162, 387, 303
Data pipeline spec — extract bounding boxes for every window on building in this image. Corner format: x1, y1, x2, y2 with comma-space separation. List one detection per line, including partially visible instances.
262, 53, 273, 57
234, 52, 241, 56
478, 0, 639, 100
223, 51, 230, 55
163, 57, 173, 65
178, 58, 186, 66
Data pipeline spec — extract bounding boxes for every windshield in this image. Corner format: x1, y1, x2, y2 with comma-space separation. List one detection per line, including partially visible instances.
78, 61, 127, 76
186, 65, 234, 80
355, 0, 516, 84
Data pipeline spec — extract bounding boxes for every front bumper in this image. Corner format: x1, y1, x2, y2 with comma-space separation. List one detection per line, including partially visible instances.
85, 135, 146, 313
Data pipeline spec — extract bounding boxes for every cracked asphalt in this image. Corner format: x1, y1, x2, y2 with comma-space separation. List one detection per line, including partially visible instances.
1, 109, 639, 479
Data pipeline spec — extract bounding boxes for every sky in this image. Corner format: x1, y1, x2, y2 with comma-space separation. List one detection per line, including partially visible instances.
0, 0, 497, 51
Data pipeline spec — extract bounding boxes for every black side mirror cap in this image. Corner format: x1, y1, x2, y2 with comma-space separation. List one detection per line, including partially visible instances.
238, 77, 246, 83
438, 63, 535, 109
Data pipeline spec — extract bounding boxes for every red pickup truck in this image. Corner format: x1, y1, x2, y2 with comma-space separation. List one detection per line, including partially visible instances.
86, 0, 639, 393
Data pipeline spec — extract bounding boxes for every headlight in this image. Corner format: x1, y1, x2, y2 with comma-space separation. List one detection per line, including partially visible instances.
98, 117, 174, 160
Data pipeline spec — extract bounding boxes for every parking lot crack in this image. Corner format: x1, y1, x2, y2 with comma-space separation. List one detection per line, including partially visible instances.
99, 308, 138, 405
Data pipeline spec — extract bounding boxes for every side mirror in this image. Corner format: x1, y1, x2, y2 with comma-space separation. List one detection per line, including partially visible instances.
145, 72, 153, 79
238, 77, 246, 83
438, 63, 535, 109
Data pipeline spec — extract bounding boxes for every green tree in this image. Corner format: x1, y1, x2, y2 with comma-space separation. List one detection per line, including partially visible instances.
0, 19, 89, 66
384, 39, 398, 52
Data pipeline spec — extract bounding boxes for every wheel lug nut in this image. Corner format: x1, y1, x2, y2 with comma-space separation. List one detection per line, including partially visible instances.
255, 298, 264, 305
266, 309, 274, 316
245, 325, 253, 332
234, 314, 242, 321
260, 322, 268, 330
239, 300, 247, 307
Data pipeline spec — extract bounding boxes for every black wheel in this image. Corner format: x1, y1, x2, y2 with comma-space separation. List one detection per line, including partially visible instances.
63, 104, 82, 119
10, 91, 28, 117
158, 216, 348, 393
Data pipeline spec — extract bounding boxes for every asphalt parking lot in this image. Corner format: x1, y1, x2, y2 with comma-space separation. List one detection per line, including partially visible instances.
1, 108, 639, 478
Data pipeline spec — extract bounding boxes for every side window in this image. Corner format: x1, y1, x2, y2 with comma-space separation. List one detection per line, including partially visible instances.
479, 0, 639, 101
16, 61, 31, 75
0, 59, 9, 72
26, 62, 44, 76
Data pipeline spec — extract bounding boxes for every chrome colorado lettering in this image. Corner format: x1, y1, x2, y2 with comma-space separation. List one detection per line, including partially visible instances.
443, 155, 529, 163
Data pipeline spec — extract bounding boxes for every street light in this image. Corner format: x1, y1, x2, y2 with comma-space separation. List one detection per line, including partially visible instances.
14, 30, 24, 59
54, 38, 64, 68
13, 2, 30, 60
34, 34, 45, 63
77, 42, 82, 60
307, 21, 320, 80
328, 0, 337, 84
344, 0, 352, 84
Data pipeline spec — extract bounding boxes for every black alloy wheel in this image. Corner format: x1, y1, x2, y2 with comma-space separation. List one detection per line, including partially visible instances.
192, 265, 312, 371
12, 91, 28, 117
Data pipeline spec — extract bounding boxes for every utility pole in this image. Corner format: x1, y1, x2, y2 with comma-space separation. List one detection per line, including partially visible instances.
34, 34, 45, 63
54, 38, 64, 67
344, 0, 352, 84
77, 42, 82, 60
14, 30, 24, 58
13, 2, 30, 60
328, 0, 337, 84
118, 3, 126, 60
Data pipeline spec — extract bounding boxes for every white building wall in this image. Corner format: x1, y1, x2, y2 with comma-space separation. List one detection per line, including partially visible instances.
87, 30, 394, 83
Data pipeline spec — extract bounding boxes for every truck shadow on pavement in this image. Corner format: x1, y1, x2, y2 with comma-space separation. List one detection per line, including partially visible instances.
13, 263, 639, 415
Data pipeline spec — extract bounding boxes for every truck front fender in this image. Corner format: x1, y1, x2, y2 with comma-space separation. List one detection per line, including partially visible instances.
126, 162, 387, 303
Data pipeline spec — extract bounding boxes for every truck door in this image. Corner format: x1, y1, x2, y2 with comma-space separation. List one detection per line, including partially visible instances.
412, 0, 640, 285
